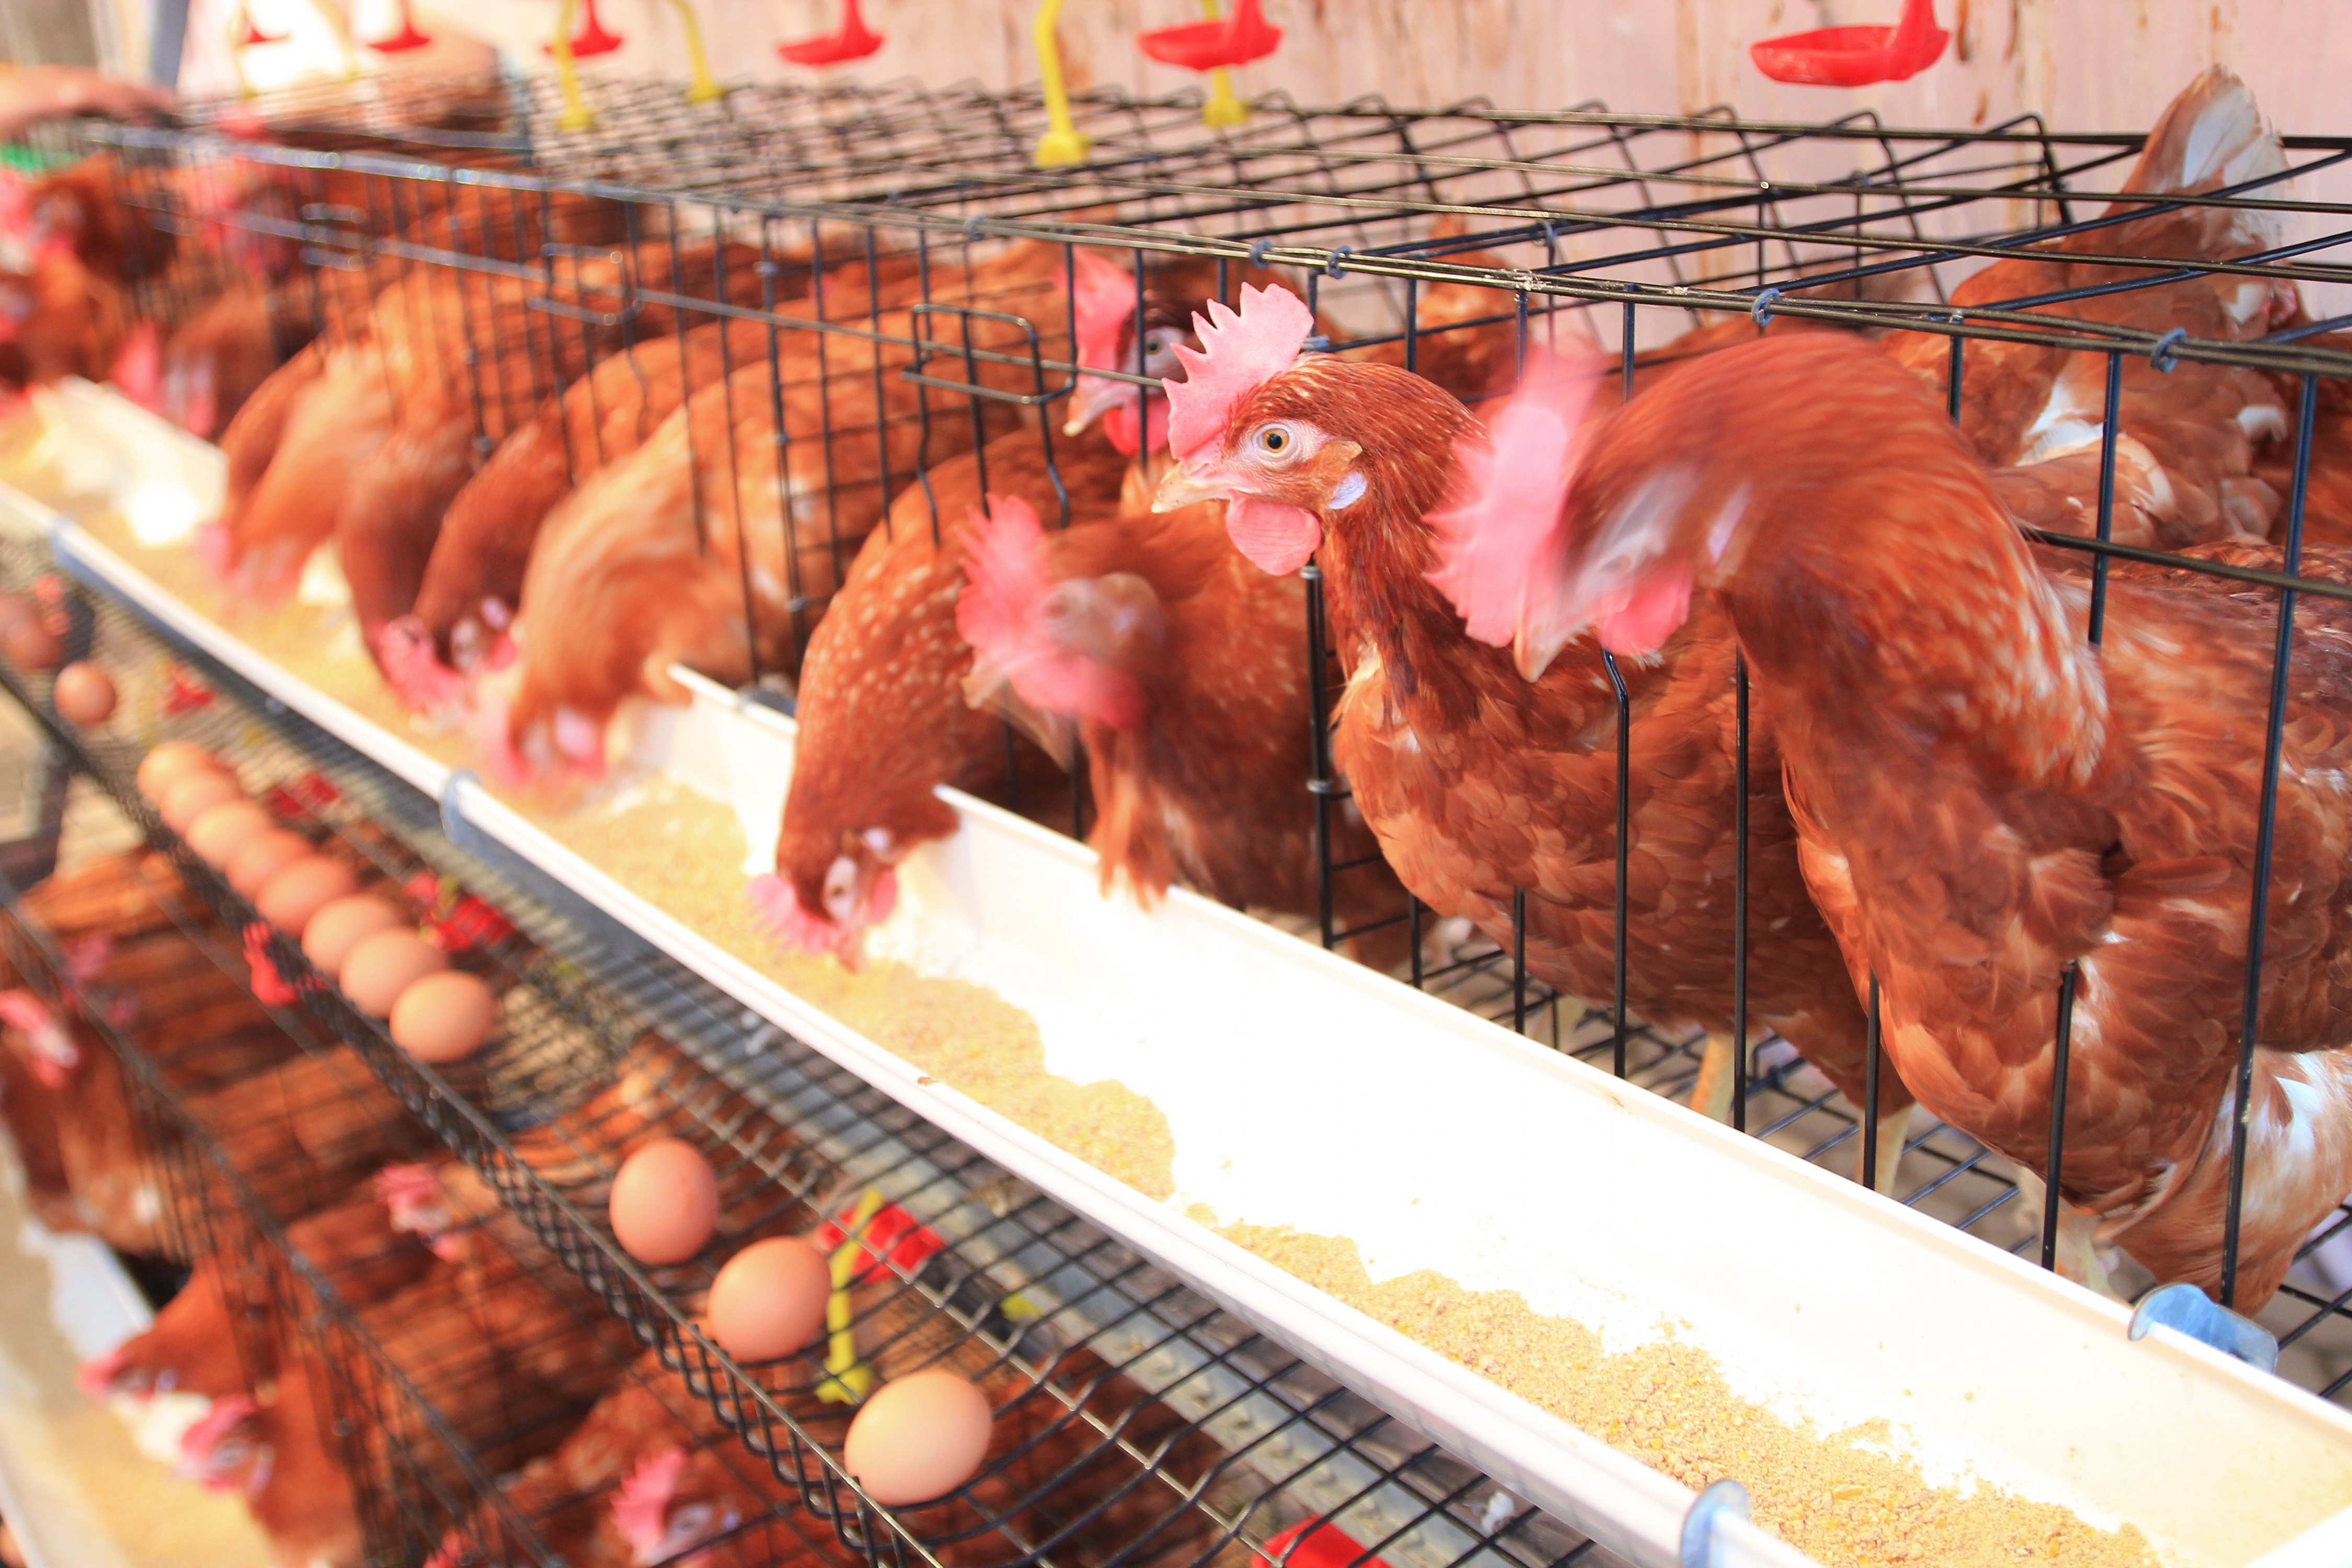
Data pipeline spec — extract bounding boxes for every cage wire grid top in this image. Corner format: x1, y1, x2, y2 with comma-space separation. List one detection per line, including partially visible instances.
90, 71, 2352, 385
0, 544, 1613, 1568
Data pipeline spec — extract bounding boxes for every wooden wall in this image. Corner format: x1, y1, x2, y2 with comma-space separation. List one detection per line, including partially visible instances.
178, 0, 2346, 141
167, 0, 2348, 315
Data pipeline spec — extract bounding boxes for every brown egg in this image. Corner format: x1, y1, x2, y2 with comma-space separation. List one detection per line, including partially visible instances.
159, 769, 242, 834
301, 895, 403, 973
706, 1236, 831, 1363
226, 830, 312, 897
136, 742, 215, 801
52, 662, 116, 726
608, 1139, 718, 1266
339, 929, 447, 1018
185, 801, 274, 867
388, 970, 497, 1064
843, 1369, 993, 1505
253, 856, 358, 935
2, 612, 61, 672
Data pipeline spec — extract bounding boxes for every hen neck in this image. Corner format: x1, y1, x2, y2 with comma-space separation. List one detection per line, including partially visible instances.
1305, 376, 1495, 712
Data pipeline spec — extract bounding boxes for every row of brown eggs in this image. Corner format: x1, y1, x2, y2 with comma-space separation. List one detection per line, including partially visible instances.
136, 742, 499, 1062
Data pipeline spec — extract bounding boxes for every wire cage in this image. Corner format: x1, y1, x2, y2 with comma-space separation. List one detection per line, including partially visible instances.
15, 52, 2352, 1469
0, 543, 1621, 1568
0, 834, 602, 1568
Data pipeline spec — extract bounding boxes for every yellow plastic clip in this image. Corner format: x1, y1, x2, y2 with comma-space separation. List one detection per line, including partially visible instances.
1031, 0, 1091, 169
664, 0, 727, 106
997, 1290, 1040, 1322
1197, 1, 1248, 129
548, 0, 595, 132
815, 1187, 885, 1404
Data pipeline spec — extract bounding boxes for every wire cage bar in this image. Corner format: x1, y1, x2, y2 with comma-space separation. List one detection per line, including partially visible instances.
0, 539, 1619, 1568
8, 54, 2352, 1511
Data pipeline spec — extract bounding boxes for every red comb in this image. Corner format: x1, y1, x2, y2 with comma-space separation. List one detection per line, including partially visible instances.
111, 322, 164, 414
468, 670, 535, 788
78, 1344, 131, 1400
179, 1394, 260, 1471
957, 497, 1147, 730
374, 616, 471, 714
749, 872, 844, 954
372, 1162, 442, 1212
242, 924, 304, 1007
193, 521, 234, 581
1425, 352, 1608, 662
1072, 251, 1137, 377
1165, 284, 1315, 464
613, 1448, 689, 1555
62, 933, 111, 986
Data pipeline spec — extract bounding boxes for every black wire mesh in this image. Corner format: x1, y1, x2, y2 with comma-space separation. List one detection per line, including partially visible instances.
0, 539, 1621, 1568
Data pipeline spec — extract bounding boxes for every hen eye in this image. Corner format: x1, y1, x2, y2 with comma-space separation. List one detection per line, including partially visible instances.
1258, 425, 1292, 454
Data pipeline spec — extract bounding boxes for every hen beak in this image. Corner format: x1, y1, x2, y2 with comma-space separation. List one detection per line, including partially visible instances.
1063, 374, 1146, 437
1151, 458, 1233, 513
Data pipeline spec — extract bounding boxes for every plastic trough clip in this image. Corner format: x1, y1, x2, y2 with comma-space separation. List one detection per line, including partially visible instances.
2129, 1282, 2280, 1374
1679, 1479, 1750, 1568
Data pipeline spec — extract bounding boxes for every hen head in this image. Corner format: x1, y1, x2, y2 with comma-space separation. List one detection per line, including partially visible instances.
374, 617, 474, 716
375, 1162, 467, 1261
78, 1340, 180, 1402
470, 660, 610, 790
956, 493, 1160, 756
177, 1394, 272, 1496
613, 1447, 742, 1568
1063, 250, 1198, 456
1150, 283, 1478, 578
750, 814, 905, 967
0, 988, 78, 1089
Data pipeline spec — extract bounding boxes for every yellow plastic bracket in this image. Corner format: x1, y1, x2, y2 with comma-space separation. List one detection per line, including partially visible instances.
815, 1187, 885, 1404
1032, 0, 1091, 168
665, 0, 727, 106
548, 0, 594, 132
1197, 1, 1248, 129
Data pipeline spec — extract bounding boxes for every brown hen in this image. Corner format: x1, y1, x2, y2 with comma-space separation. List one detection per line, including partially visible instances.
1519, 329, 2352, 1309
1151, 285, 1909, 1184
476, 241, 1070, 790
759, 422, 1133, 960
1883, 70, 2295, 549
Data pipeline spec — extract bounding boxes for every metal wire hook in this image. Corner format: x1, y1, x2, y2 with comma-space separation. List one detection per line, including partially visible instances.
1250, 237, 1276, 268
1749, 285, 1783, 327
1324, 246, 1353, 279
2151, 326, 2187, 372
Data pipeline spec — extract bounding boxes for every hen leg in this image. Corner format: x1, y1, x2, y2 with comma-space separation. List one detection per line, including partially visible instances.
2011, 1168, 2117, 1298
1687, 1033, 1739, 1124
1861, 1102, 1914, 1198
1684, 1034, 1740, 1123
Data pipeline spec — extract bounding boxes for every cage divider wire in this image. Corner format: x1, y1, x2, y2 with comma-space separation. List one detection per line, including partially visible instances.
0, 546, 1608, 1568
